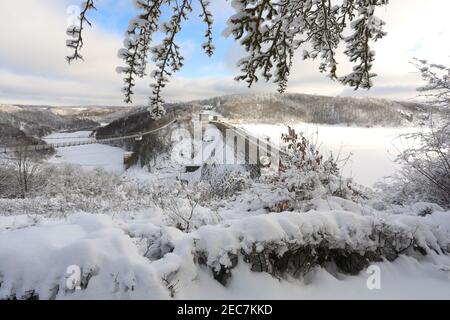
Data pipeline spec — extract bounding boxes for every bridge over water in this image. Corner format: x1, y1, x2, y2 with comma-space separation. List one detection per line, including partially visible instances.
1, 115, 286, 172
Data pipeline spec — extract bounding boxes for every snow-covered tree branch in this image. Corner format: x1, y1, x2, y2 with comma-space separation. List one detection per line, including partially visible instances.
413, 58, 450, 109
66, 0, 389, 118
380, 58, 450, 208
226, 0, 388, 93
66, 0, 96, 63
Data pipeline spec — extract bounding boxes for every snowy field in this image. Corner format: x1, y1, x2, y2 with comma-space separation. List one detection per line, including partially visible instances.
241, 124, 421, 187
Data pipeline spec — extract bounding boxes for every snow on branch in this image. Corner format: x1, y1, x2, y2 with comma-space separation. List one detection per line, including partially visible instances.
67, 0, 389, 117
379, 59, 450, 208
117, 0, 164, 105
226, 0, 389, 93
412, 58, 450, 108
198, 0, 215, 57
66, 0, 96, 63
148, 0, 192, 119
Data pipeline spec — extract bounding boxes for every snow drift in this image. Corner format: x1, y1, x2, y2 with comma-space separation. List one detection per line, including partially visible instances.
1, 203, 449, 299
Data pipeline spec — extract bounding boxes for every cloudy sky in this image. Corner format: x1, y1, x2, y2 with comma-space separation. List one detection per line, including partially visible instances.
0, 0, 449, 106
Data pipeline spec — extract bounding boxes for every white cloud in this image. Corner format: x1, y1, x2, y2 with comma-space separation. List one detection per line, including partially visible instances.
0, 0, 126, 105
271, 0, 450, 100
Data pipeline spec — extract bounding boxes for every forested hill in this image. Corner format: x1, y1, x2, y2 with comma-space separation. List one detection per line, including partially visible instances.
194, 93, 431, 126
0, 104, 130, 147
0, 105, 100, 137
1, 93, 434, 146
97, 93, 432, 139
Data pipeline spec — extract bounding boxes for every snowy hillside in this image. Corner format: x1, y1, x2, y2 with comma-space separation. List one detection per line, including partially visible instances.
0, 104, 132, 149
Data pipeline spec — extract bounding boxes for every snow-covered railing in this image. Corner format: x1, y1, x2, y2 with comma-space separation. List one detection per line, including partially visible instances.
211, 118, 288, 162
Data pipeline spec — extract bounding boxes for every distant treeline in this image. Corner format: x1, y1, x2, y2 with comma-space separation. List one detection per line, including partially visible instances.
0, 106, 99, 138
196, 93, 430, 126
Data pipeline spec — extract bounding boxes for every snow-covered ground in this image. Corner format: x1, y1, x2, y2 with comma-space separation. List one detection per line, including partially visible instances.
1, 123, 448, 300
241, 124, 421, 187
1, 205, 449, 300
189, 255, 450, 300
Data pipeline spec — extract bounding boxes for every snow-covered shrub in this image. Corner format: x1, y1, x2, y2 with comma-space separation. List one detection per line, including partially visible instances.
209, 171, 251, 200
378, 59, 450, 208
201, 164, 254, 200
150, 181, 220, 232
379, 123, 450, 208
0, 214, 170, 300
0, 150, 47, 199
260, 127, 362, 212
1, 195, 450, 298
0, 164, 156, 216
191, 208, 450, 283
214, 127, 366, 215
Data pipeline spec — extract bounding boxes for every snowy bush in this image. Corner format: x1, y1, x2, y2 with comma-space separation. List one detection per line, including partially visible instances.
258, 127, 362, 212
210, 171, 251, 200
200, 164, 255, 200
0, 164, 155, 216
150, 181, 221, 232
207, 127, 366, 215
0, 150, 48, 199
379, 123, 450, 208
378, 59, 450, 208
1, 205, 449, 299
150, 205, 450, 287
0, 214, 169, 299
